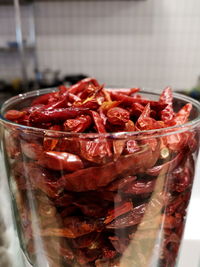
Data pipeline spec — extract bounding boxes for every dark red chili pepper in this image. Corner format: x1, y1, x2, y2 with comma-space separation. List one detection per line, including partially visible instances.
79, 140, 112, 164
5, 110, 26, 121
60, 206, 78, 218
31, 92, 56, 106
68, 92, 81, 103
59, 142, 160, 192
23, 104, 45, 115
166, 191, 190, 216
74, 99, 100, 110
113, 87, 140, 96
64, 115, 92, 133
21, 142, 43, 160
113, 140, 126, 159
44, 95, 69, 110
125, 120, 135, 131
170, 165, 193, 193
75, 248, 100, 265
146, 152, 184, 176
68, 78, 100, 94
102, 247, 117, 259
104, 201, 133, 224
23, 163, 62, 198
38, 151, 84, 171
43, 125, 62, 151
159, 87, 174, 122
107, 107, 130, 126
123, 179, 156, 195
90, 110, 107, 133
170, 103, 192, 126
105, 175, 137, 192
73, 201, 109, 218
106, 204, 146, 229
30, 107, 88, 124
131, 102, 145, 117
110, 92, 167, 110
136, 103, 164, 130
72, 232, 101, 249
124, 140, 140, 154
54, 193, 74, 207
40, 216, 101, 238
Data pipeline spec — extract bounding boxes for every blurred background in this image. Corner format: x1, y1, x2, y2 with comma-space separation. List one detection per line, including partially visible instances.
1, 0, 200, 104
0, 1, 200, 267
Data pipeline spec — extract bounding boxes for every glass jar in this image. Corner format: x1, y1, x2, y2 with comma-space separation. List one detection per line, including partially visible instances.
0, 89, 200, 267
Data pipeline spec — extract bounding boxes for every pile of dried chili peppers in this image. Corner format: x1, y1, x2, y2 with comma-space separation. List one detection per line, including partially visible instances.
3, 78, 199, 267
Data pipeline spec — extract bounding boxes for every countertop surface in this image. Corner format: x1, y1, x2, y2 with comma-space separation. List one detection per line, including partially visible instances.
0, 153, 200, 267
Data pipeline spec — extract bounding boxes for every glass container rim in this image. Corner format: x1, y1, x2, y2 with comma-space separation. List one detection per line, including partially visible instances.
1, 87, 200, 140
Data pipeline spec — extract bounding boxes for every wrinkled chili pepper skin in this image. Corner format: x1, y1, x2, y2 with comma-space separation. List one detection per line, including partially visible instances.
38, 151, 84, 171
59, 142, 160, 192
159, 87, 174, 122
29, 107, 88, 124
3, 78, 199, 267
107, 107, 130, 125
68, 77, 100, 94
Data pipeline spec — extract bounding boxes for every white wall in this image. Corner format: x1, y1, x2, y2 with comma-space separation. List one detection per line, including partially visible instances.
0, 0, 200, 91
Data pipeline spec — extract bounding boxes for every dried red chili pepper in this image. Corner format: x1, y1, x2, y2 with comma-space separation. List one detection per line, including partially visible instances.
97, 190, 122, 203
136, 103, 165, 130
68, 77, 100, 95
75, 248, 100, 265
102, 247, 117, 259
80, 140, 112, 164
59, 142, 160, 192
104, 201, 133, 224
23, 163, 62, 198
125, 139, 140, 154
64, 115, 92, 133
72, 232, 101, 249
38, 151, 84, 171
123, 179, 156, 195
43, 125, 61, 151
74, 98, 100, 110
113, 140, 126, 159
60, 206, 78, 218
146, 152, 184, 176
110, 92, 167, 110
74, 201, 109, 218
106, 204, 146, 229
31, 92, 56, 106
30, 107, 88, 124
107, 107, 130, 126
131, 102, 145, 117
113, 87, 140, 96
21, 142, 43, 160
42, 216, 101, 238
105, 175, 137, 192
170, 103, 192, 126
54, 193, 74, 207
159, 87, 174, 122
166, 191, 190, 216
44, 95, 69, 110
5, 109, 26, 121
